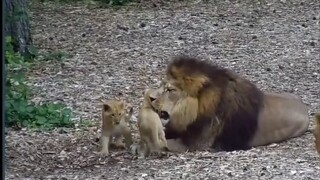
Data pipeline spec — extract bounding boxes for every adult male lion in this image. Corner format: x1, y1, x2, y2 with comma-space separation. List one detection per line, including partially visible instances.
150, 56, 310, 152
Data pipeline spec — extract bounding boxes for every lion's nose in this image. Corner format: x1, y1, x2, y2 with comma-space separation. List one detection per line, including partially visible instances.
159, 111, 170, 120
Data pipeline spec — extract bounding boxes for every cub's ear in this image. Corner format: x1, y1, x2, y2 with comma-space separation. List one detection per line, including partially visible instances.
315, 113, 320, 125
129, 107, 133, 114
143, 89, 149, 96
119, 101, 125, 109
103, 103, 111, 112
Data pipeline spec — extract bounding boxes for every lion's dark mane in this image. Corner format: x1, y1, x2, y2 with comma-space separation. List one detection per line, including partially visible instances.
165, 56, 264, 151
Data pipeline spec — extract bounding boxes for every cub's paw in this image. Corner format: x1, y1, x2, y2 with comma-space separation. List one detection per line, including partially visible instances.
138, 154, 146, 159
130, 143, 140, 155
114, 142, 126, 149
98, 149, 110, 156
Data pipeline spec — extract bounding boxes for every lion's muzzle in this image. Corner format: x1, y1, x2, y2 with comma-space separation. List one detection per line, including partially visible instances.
160, 111, 170, 120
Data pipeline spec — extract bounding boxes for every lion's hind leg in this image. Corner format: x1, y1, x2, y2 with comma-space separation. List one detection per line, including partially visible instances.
249, 92, 310, 147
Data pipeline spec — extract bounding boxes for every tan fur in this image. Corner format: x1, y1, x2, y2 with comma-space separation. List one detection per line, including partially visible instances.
152, 81, 224, 150
151, 56, 310, 152
313, 113, 320, 154
137, 89, 168, 157
154, 90, 310, 152
99, 100, 133, 156
169, 66, 209, 97
152, 82, 198, 133
249, 92, 309, 147
198, 87, 222, 117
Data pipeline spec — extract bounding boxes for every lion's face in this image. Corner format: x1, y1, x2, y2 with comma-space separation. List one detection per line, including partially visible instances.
151, 79, 190, 120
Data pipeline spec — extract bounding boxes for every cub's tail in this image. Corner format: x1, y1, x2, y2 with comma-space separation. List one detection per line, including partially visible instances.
125, 107, 134, 122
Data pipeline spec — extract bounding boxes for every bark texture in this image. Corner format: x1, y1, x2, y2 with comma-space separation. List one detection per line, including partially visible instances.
5, 0, 32, 57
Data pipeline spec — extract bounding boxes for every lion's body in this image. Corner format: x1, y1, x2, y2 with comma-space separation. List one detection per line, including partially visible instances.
99, 100, 133, 156
313, 114, 320, 154
137, 89, 168, 157
151, 56, 310, 152
249, 92, 309, 147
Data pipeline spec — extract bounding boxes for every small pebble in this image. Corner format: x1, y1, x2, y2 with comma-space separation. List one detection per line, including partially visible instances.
278, 65, 284, 70
140, 23, 146, 28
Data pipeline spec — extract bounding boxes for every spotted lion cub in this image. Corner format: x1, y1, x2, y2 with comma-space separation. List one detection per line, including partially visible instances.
137, 89, 169, 157
99, 100, 133, 156
313, 113, 320, 155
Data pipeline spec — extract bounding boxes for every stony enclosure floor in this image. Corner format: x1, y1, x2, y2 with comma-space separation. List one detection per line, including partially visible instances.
5, 0, 320, 179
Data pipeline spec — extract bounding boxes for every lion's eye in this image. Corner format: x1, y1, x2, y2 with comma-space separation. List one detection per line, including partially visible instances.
111, 114, 115, 117
167, 88, 175, 92
119, 113, 121, 116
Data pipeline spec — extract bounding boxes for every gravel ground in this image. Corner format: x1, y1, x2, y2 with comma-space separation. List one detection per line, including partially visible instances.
5, 0, 320, 179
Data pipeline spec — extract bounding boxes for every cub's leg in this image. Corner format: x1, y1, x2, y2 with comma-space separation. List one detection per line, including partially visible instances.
113, 134, 126, 148
121, 124, 133, 148
99, 133, 111, 155
148, 128, 164, 155
138, 135, 151, 157
158, 128, 169, 151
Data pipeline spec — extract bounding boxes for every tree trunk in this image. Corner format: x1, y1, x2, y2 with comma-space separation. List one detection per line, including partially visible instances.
5, 0, 33, 58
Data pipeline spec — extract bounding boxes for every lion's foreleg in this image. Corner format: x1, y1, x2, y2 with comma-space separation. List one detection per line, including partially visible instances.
166, 139, 189, 152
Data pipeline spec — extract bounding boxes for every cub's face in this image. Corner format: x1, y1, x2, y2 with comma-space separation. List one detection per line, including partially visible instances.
313, 114, 320, 154
102, 100, 126, 125
151, 79, 188, 120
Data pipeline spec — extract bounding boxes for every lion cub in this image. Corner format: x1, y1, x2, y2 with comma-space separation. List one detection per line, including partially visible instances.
137, 89, 169, 157
99, 100, 133, 156
313, 113, 320, 155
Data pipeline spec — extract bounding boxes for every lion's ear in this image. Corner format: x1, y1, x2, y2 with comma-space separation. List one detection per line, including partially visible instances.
182, 75, 208, 96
